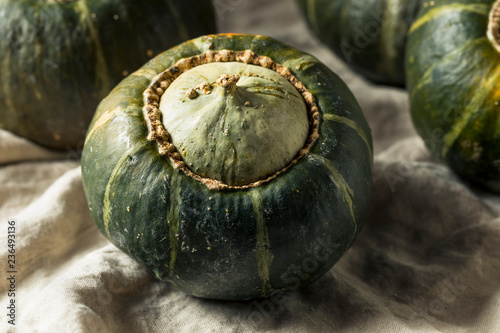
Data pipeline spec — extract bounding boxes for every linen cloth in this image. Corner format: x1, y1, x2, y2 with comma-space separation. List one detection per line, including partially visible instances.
1, 0, 500, 332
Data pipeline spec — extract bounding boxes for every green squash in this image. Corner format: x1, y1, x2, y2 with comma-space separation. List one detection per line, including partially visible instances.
406, 0, 500, 192
0, 0, 216, 150
296, 0, 422, 86
81, 33, 373, 300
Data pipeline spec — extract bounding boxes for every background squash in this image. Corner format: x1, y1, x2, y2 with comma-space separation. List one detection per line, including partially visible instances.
406, 0, 500, 192
0, 0, 216, 150
81, 33, 373, 300
296, 0, 422, 87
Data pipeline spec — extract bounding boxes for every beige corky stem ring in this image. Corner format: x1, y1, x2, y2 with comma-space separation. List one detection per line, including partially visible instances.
488, 0, 500, 53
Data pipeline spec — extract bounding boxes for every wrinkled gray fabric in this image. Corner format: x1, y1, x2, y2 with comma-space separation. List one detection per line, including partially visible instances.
1, 1, 500, 332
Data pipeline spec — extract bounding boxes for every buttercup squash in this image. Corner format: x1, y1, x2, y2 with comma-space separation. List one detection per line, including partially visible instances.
0, 0, 216, 150
81, 34, 373, 300
406, 0, 500, 192
297, 0, 422, 86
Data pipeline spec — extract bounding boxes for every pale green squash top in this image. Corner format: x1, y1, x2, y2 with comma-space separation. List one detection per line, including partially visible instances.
159, 62, 309, 186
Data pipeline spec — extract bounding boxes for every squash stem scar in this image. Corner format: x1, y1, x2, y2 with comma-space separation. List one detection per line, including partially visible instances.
143, 49, 321, 191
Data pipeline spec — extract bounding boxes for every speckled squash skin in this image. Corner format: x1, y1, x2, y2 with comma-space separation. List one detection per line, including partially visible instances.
406, 0, 500, 192
81, 34, 373, 300
296, 0, 422, 86
0, 0, 216, 150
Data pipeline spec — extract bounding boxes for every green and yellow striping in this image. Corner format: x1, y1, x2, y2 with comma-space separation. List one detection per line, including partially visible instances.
410, 37, 488, 99
409, 3, 490, 34
310, 154, 357, 234
323, 113, 372, 159
442, 62, 500, 158
250, 190, 274, 296
74, 0, 110, 97
84, 108, 122, 145
103, 140, 182, 282
379, 0, 404, 82
166, 171, 182, 280
103, 142, 150, 240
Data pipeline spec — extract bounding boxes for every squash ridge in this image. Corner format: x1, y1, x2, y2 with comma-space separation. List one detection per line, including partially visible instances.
409, 3, 490, 34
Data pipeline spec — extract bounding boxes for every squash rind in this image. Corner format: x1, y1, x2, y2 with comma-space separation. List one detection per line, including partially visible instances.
296, 0, 422, 86
81, 34, 373, 300
406, 0, 500, 192
0, 0, 216, 149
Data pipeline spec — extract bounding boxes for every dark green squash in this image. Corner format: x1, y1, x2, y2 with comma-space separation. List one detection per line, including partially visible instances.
406, 0, 500, 192
81, 33, 373, 300
296, 0, 422, 86
0, 0, 216, 150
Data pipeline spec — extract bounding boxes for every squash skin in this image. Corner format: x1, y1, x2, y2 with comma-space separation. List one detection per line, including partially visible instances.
81, 34, 373, 300
0, 0, 216, 150
406, 0, 500, 192
296, 0, 422, 87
